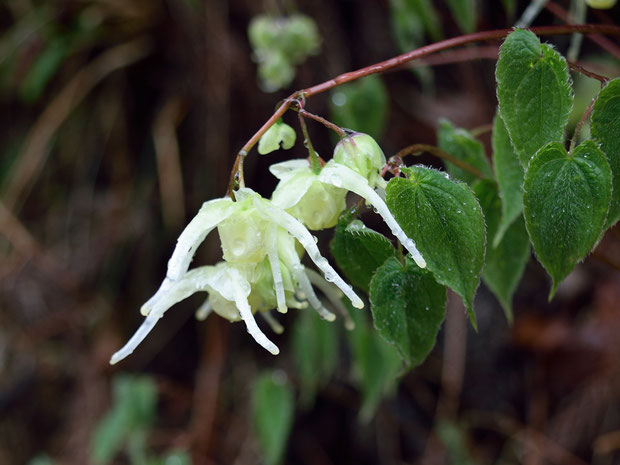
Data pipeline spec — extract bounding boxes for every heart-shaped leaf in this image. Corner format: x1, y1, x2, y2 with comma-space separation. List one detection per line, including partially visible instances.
591, 78, 620, 228
523, 141, 611, 297
369, 256, 446, 367
496, 29, 573, 166
385, 166, 486, 327
258, 119, 297, 155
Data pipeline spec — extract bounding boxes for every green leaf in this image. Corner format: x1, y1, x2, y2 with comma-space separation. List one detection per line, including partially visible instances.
385, 167, 486, 327
369, 256, 446, 367
390, 0, 443, 49
591, 78, 620, 228
523, 141, 611, 297
444, 0, 477, 33
258, 119, 296, 154
90, 375, 158, 465
27, 456, 56, 465
435, 421, 479, 465
291, 308, 339, 406
501, 0, 517, 20
437, 119, 493, 185
157, 451, 192, 465
329, 75, 389, 140
492, 113, 525, 246
496, 29, 573, 167
346, 307, 402, 422
330, 209, 397, 293
473, 180, 529, 321
20, 36, 69, 103
252, 372, 295, 465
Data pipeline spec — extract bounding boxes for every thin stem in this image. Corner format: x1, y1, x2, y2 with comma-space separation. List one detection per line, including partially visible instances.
299, 109, 347, 137
568, 61, 609, 83
298, 112, 321, 174
545, 2, 620, 59
470, 123, 494, 137
226, 153, 245, 198
395, 143, 487, 179
406, 45, 500, 68
570, 97, 596, 153
301, 25, 620, 98
228, 24, 620, 193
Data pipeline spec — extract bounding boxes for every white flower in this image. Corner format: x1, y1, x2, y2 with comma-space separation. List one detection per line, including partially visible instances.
110, 188, 362, 364
270, 159, 347, 230
269, 156, 426, 268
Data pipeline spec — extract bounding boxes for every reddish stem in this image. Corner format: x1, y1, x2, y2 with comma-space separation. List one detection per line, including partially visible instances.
299, 109, 347, 137
396, 144, 487, 179
230, 24, 620, 193
567, 61, 609, 83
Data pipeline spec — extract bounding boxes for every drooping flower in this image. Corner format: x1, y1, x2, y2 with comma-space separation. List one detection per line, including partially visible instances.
110, 187, 362, 364
268, 133, 426, 268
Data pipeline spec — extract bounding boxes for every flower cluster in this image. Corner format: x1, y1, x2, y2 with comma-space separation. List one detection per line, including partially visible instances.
110, 132, 425, 365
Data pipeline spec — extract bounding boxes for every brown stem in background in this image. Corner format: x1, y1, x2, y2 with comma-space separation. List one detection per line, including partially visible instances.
545, 2, 620, 59
396, 143, 487, 179
2, 37, 153, 213
229, 24, 620, 193
153, 98, 188, 228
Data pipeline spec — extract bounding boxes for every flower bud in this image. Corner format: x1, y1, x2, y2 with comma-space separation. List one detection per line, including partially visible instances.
333, 133, 386, 188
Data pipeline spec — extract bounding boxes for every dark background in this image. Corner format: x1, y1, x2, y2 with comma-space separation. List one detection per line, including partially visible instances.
1, 1, 620, 464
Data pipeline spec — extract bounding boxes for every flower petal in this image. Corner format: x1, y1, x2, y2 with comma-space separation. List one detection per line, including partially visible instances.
252, 196, 364, 309
319, 163, 427, 268
305, 268, 355, 330
166, 198, 234, 280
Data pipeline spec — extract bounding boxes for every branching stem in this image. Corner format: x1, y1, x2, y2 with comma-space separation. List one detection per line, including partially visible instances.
395, 144, 487, 179
297, 112, 321, 174
229, 24, 620, 193
299, 109, 347, 138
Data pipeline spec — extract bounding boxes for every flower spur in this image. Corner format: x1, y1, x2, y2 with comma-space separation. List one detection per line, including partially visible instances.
109, 188, 363, 364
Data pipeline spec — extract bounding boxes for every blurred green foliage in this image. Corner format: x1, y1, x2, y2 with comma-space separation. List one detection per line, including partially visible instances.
248, 14, 320, 92
252, 371, 295, 465
90, 374, 191, 465
329, 75, 388, 141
